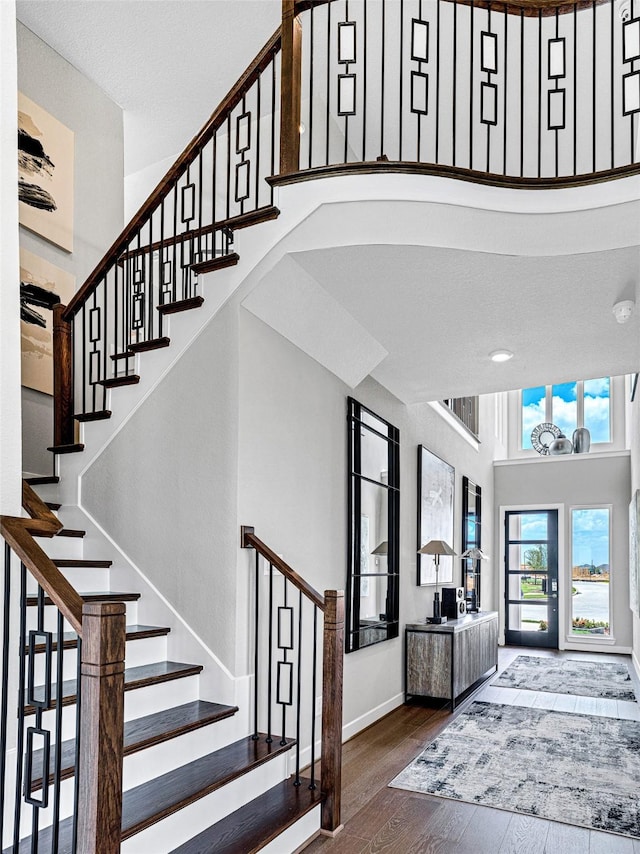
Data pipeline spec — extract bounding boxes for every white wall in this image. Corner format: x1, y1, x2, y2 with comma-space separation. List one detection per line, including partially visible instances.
494, 453, 632, 652
629, 381, 640, 670
0, 2, 21, 514
17, 22, 124, 474
237, 309, 503, 734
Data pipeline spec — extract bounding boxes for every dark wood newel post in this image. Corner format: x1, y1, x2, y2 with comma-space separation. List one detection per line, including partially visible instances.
53, 304, 74, 447
77, 602, 126, 854
280, 0, 302, 174
321, 589, 344, 834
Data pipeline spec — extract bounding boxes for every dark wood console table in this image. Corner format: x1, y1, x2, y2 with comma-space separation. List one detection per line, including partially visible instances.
405, 611, 498, 709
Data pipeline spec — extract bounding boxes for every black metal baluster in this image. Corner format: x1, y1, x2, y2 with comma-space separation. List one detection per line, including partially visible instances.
453, 0, 457, 166
555, 10, 559, 178
380, 0, 386, 158
172, 184, 178, 305
51, 609, 65, 854
252, 550, 259, 741
148, 216, 155, 337
198, 151, 203, 273
13, 563, 27, 851
326, 0, 331, 166
503, 2, 508, 175
486, 3, 492, 175
29, 585, 46, 851
343, 0, 351, 165
520, 9, 524, 177
70, 637, 82, 854
399, 0, 404, 162
469, 0, 474, 171
226, 114, 232, 220
611, 0, 615, 170
0, 544, 11, 848
416, 0, 422, 162
308, 0, 315, 169
280, 582, 289, 746
574, 2, 578, 176
308, 605, 318, 790
211, 132, 218, 252
362, 0, 368, 161
255, 75, 262, 210
592, 0, 597, 174
436, 0, 441, 163
101, 278, 107, 413
294, 589, 303, 786
81, 306, 87, 417
266, 562, 273, 743
91, 291, 98, 412
270, 55, 277, 193
537, 10, 542, 179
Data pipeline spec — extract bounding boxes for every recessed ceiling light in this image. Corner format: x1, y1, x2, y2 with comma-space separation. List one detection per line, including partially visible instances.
490, 349, 514, 363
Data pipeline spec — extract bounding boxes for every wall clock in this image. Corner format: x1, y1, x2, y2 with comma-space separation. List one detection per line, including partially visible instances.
531, 422, 561, 455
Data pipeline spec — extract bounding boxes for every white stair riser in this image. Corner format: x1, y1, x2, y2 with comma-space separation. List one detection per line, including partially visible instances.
122, 713, 239, 790
28, 673, 201, 741
26, 601, 138, 633
261, 805, 321, 854
27, 567, 110, 595
36, 536, 84, 561
120, 754, 291, 854
26, 483, 60, 503
124, 674, 200, 720
29, 634, 168, 684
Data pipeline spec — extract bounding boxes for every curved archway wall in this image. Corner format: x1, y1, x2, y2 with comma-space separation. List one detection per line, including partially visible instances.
81, 171, 640, 736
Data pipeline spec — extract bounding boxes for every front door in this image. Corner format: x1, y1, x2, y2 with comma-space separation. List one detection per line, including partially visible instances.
504, 510, 559, 648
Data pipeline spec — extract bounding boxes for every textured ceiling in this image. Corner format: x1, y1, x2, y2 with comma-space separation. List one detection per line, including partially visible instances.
16, 0, 281, 176
289, 243, 640, 402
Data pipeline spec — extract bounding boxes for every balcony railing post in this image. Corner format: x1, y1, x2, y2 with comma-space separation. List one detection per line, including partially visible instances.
76, 601, 126, 854
320, 589, 344, 834
52, 303, 74, 447
280, 0, 302, 174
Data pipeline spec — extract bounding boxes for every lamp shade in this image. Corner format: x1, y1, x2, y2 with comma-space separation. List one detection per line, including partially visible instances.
371, 541, 388, 555
461, 548, 489, 560
418, 539, 456, 556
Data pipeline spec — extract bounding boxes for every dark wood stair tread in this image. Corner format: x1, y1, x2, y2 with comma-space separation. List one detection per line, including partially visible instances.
52, 558, 113, 567
171, 778, 322, 854
45, 501, 61, 510
128, 336, 171, 353
31, 699, 238, 790
224, 205, 280, 231
99, 375, 140, 388
158, 296, 204, 315
27, 624, 171, 653
190, 252, 239, 276
25, 476, 59, 485
110, 351, 135, 361
27, 591, 139, 607
25, 660, 204, 715
74, 409, 112, 421
33, 528, 86, 539
121, 734, 295, 841
47, 443, 85, 455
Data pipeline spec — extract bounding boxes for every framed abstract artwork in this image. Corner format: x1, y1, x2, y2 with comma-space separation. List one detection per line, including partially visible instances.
20, 248, 75, 395
18, 92, 74, 252
417, 445, 455, 586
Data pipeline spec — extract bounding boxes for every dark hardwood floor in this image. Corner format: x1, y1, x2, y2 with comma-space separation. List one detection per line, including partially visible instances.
305, 647, 640, 854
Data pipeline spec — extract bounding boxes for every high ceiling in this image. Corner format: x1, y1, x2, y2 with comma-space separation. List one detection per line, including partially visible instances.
15, 1, 640, 401
16, 0, 281, 176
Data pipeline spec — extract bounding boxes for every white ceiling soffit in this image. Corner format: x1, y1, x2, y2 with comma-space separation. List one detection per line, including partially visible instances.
16, 0, 281, 177
280, 243, 640, 403
242, 254, 388, 389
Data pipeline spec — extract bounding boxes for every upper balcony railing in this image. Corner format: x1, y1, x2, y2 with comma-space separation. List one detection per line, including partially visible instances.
277, 0, 640, 187
52, 0, 640, 436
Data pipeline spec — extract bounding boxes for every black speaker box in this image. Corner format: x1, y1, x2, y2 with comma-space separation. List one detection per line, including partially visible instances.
441, 587, 467, 619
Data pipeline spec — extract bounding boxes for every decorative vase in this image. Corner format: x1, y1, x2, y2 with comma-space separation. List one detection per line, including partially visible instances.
572, 427, 591, 454
548, 432, 573, 455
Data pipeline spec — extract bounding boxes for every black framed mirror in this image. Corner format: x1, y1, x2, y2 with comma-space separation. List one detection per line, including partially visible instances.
462, 476, 482, 611
346, 398, 400, 653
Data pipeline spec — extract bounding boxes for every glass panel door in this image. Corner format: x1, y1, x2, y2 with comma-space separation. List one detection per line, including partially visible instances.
504, 510, 559, 648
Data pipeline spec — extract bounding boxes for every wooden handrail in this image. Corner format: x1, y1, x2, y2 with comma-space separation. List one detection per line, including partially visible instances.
294, 0, 608, 16
241, 526, 326, 611
62, 27, 282, 320
0, 481, 84, 634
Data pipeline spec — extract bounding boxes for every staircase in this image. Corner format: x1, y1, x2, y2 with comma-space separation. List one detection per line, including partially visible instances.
3, 473, 331, 852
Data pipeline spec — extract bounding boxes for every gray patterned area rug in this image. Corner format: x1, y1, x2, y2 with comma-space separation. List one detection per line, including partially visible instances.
492, 655, 636, 701
390, 701, 640, 838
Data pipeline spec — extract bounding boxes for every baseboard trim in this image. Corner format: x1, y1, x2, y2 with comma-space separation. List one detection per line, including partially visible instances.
342, 692, 405, 743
